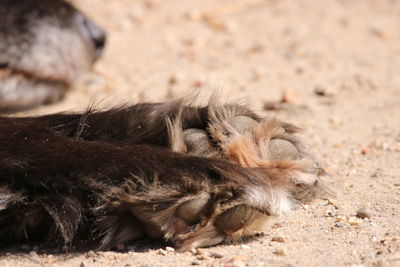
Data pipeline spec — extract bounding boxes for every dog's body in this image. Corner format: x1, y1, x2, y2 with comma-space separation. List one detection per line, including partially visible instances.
0, 0, 326, 252
0, 101, 326, 251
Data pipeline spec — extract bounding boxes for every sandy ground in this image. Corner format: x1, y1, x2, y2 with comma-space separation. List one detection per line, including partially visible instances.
2, 0, 400, 266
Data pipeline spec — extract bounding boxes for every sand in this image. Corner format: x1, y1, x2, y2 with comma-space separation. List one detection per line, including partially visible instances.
2, 0, 399, 266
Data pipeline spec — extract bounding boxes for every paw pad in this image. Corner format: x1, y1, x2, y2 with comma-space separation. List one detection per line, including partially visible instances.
214, 205, 255, 234
268, 138, 299, 161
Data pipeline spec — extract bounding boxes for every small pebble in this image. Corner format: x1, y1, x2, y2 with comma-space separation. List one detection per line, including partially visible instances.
165, 246, 175, 252
361, 148, 369, 155
248, 43, 264, 53
335, 222, 347, 228
356, 208, 371, 219
325, 210, 335, 217
87, 250, 96, 257
158, 249, 167, 256
274, 248, 287, 256
194, 248, 203, 255
271, 236, 285, 243
371, 168, 383, 178
254, 232, 265, 238
209, 251, 224, 258
29, 251, 38, 257
347, 216, 360, 226
272, 223, 284, 228
196, 255, 210, 260
80, 263, 86, 267
240, 244, 251, 249
168, 73, 183, 85
327, 199, 337, 206
314, 86, 325, 96
281, 88, 297, 103
191, 260, 201, 265
314, 85, 336, 97
202, 13, 227, 31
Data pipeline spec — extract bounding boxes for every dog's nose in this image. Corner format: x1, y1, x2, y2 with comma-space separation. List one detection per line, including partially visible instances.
83, 18, 106, 60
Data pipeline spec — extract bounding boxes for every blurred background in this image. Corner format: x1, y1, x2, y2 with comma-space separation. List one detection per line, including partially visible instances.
30, 0, 399, 113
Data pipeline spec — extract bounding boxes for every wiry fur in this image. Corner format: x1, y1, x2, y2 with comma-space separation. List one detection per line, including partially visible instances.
0, 0, 106, 111
0, 99, 328, 252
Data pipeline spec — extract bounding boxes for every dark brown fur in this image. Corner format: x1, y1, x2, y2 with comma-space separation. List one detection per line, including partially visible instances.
0, 0, 326, 253
0, 100, 327, 252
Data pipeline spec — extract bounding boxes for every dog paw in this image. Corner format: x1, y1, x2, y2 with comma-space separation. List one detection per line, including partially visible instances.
99, 103, 328, 251
168, 103, 327, 209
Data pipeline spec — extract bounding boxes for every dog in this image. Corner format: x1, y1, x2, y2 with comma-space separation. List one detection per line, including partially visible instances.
0, 0, 327, 252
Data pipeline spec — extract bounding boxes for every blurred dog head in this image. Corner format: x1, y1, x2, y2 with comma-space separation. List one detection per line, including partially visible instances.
0, 0, 106, 110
